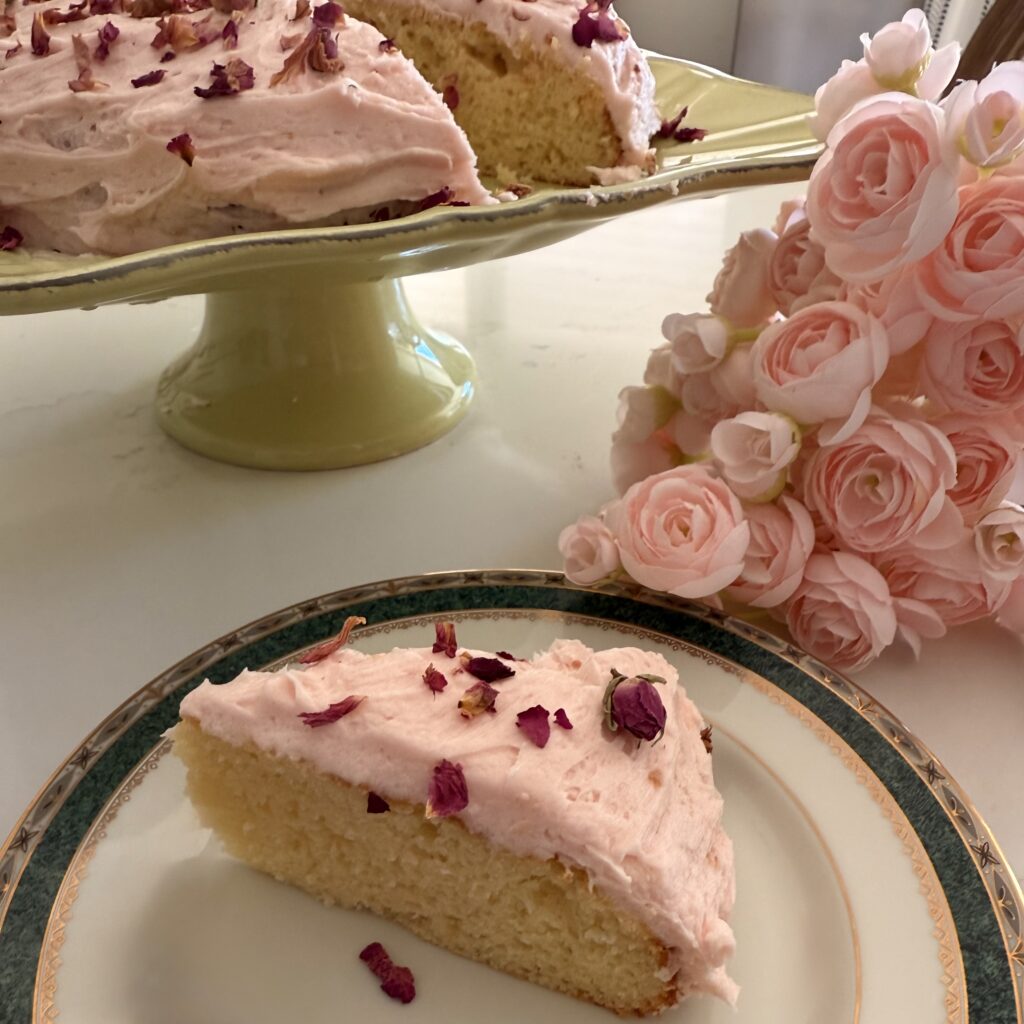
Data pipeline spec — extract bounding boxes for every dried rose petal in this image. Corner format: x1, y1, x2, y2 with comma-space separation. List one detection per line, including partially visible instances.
311, 0, 341, 26
221, 16, 237, 47
298, 614, 366, 665
131, 68, 165, 86
193, 56, 254, 97
654, 106, 687, 139
504, 183, 532, 199
674, 126, 708, 143
516, 705, 551, 748
423, 663, 447, 694
701, 725, 713, 754
269, 24, 341, 83
457, 680, 497, 718
495, 651, 517, 661
89, 0, 117, 12
94, 20, 119, 59
378, 36, 397, 53
359, 943, 415, 1004
554, 708, 573, 730
297, 693, 365, 727
30, 12, 49, 55
367, 791, 390, 813
415, 186, 454, 212
431, 621, 457, 658
159, 48, 175, 59
442, 80, 458, 110
0, 226, 23, 251
43, 1, 87, 26
167, 132, 195, 164
571, 0, 626, 48
425, 759, 468, 818
603, 670, 667, 744
461, 654, 515, 683
150, 14, 197, 51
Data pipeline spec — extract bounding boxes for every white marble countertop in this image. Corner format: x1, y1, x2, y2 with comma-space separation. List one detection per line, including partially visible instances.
1, 181, 1021, 879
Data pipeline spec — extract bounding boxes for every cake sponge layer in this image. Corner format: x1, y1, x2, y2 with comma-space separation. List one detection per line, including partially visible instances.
173, 717, 681, 1016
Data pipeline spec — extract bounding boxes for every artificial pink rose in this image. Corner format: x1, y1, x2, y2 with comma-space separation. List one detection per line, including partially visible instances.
710, 411, 801, 501
643, 343, 683, 398
605, 465, 750, 598
726, 495, 815, 607
937, 413, 1019, 524
860, 9, 959, 98
664, 408, 712, 459
974, 502, 1024, 580
750, 301, 889, 444
559, 515, 621, 585
663, 313, 731, 375
915, 176, 1024, 321
996, 577, 1024, 632
918, 318, 1024, 415
890, 594, 946, 658
807, 94, 960, 284
811, 59, 883, 142
614, 385, 678, 443
841, 269, 933, 355
876, 535, 1010, 627
707, 342, 758, 410
610, 432, 679, 496
943, 63, 1024, 172
706, 229, 779, 328
802, 410, 961, 554
785, 550, 897, 670
769, 204, 842, 316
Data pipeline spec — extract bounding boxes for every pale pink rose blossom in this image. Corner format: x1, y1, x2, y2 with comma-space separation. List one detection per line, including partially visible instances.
996, 577, 1024, 632
785, 551, 897, 671
710, 411, 801, 501
669, 353, 755, 459
727, 496, 815, 608
890, 595, 947, 658
605, 465, 750, 598
974, 503, 1024, 580
772, 197, 806, 234
918, 318, 1024, 415
802, 410, 962, 554
663, 313, 731, 375
610, 433, 679, 496
807, 94, 960, 284
914, 176, 1024, 321
937, 414, 1020, 524
614, 385, 678, 443
750, 301, 889, 444
559, 515, 622, 586
943, 63, 1024, 171
706, 229, 779, 328
841, 270, 934, 355
769, 204, 842, 316
861, 9, 959, 97
665, 408, 713, 459
876, 536, 1010, 627
811, 60, 884, 142
707, 342, 758, 410
643, 343, 683, 398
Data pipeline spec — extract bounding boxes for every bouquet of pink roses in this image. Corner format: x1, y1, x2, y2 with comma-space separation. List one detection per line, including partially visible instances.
559, 10, 1024, 671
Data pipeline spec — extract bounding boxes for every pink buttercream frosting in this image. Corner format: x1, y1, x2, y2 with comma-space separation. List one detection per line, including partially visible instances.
176, 636, 737, 1003
0, 0, 491, 254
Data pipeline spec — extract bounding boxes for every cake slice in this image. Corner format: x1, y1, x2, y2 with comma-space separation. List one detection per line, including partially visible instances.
0, 0, 491, 255
339, 0, 662, 185
170, 622, 737, 1016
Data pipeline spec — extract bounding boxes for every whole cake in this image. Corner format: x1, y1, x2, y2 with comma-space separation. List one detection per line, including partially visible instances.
170, 620, 737, 1016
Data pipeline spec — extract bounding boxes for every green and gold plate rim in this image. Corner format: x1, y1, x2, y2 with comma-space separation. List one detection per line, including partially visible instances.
1, 569, 1019, 1023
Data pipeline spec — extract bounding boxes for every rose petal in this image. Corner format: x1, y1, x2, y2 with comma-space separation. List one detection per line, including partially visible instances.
553, 708, 573, 730
366, 791, 390, 813
462, 655, 515, 682
516, 705, 551, 748
425, 759, 468, 818
297, 694, 364, 727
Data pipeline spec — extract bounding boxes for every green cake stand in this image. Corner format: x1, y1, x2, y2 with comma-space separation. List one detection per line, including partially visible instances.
0, 55, 819, 470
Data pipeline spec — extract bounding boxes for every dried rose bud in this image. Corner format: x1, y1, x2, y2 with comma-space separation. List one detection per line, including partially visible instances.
359, 943, 415, 1004
701, 725, 713, 754
94, 20, 119, 60
457, 680, 497, 718
297, 693, 364, 727
553, 708, 573, 730
167, 132, 195, 165
307, 26, 342, 72
311, 0, 342, 26
422, 663, 447, 694
366, 791, 390, 813
603, 669, 667, 744
516, 705, 551, 748
193, 56, 254, 97
461, 654, 515, 683
432, 621, 457, 658
0, 226, 24, 251
30, 12, 50, 56
131, 68, 165, 86
298, 614, 365, 665
425, 759, 468, 818
571, 0, 627, 48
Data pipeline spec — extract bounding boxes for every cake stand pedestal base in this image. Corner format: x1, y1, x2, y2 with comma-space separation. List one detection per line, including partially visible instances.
156, 271, 475, 470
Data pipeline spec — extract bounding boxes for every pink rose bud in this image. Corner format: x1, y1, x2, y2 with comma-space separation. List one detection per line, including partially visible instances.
808, 94, 960, 284
785, 551, 897, 671
937, 414, 1019, 525
974, 503, 1024, 581
861, 9, 958, 95
726, 495, 815, 608
558, 514, 621, 586
768, 205, 842, 317
643, 343, 683, 397
662, 312, 730, 375
705, 229, 779, 328
605, 464, 750, 599
750, 301, 889, 444
602, 669, 667, 743
614, 384, 677, 443
810, 59, 882, 142
942, 63, 1024, 171
710, 411, 801, 502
